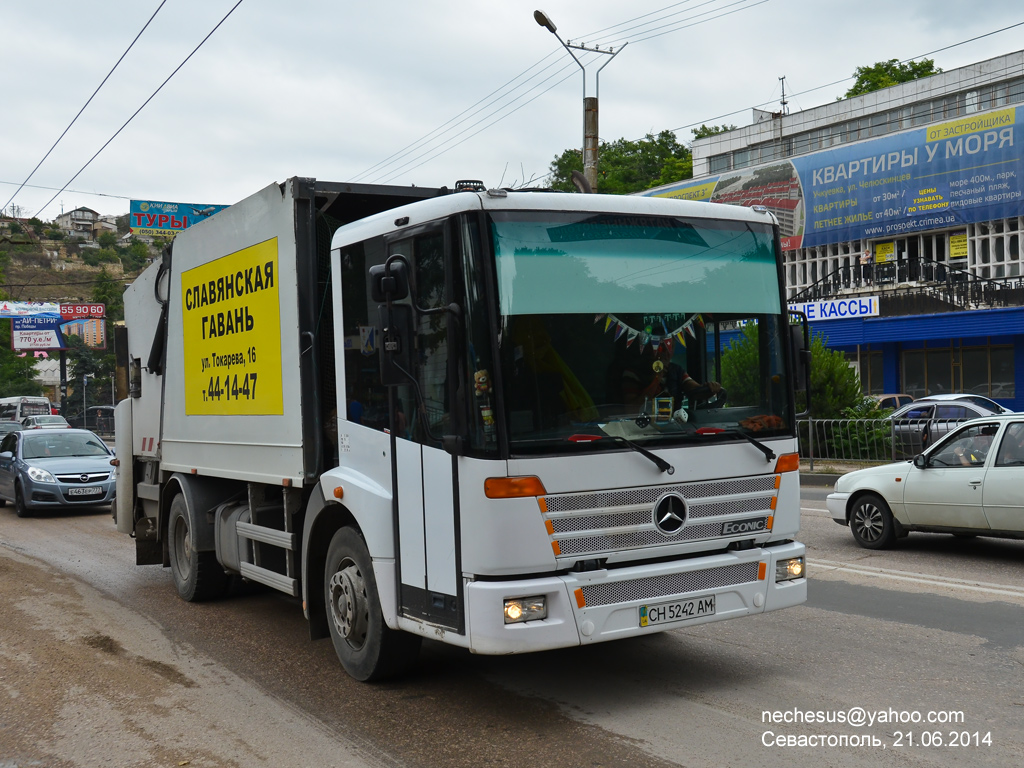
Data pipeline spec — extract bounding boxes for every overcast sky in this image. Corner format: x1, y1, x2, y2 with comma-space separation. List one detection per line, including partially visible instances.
2, 0, 1022, 221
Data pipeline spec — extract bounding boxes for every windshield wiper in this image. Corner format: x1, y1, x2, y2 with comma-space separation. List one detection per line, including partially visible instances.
695, 428, 776, 463
569, 433, 674, 474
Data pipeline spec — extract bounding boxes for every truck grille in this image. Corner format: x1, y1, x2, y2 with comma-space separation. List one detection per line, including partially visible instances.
581, 561, 760, 606
542, 475, 779, 559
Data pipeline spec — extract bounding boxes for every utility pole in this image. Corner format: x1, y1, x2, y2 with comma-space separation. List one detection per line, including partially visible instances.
534, 10, 626, 192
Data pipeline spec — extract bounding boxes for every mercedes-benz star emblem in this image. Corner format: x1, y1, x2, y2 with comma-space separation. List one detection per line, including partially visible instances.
653, 492, 687, 535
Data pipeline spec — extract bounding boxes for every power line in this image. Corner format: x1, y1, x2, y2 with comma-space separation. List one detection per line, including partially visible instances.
33, 0, 246, 218
364, 1, 763, 183
0, 180, 132, 207
3, 2, 167, 215
669, 20, 1024, 137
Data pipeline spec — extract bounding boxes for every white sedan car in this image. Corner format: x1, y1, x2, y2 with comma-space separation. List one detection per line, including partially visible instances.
828, 414, 1024, 548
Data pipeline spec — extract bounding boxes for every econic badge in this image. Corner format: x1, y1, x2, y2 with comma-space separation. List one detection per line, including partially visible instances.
181, 237, 284, 416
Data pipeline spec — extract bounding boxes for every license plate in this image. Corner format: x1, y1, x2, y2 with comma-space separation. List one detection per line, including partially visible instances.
640, 595, 715, 627
68, 487, 103, 497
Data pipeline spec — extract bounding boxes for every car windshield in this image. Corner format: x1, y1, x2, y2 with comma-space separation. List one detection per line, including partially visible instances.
489, 211, 792, 451
23, 433, 110, 459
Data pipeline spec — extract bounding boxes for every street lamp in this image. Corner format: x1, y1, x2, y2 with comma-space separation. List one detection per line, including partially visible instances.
534, 10, 626, 192
82, 372, 95, 426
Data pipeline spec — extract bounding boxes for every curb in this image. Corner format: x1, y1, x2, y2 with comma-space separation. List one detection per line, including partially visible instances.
800, 472, 840, 488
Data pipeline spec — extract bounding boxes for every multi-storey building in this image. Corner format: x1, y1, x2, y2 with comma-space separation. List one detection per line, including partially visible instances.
644, 50, 1024, 410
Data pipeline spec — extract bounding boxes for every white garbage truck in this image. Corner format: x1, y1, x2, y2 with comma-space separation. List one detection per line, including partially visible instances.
115, 177, 808, 680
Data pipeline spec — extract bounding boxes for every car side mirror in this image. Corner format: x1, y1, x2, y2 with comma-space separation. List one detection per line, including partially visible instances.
913, 454, 928, 469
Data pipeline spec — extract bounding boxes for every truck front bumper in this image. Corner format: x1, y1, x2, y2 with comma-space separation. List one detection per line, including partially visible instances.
463, 541, 806, 655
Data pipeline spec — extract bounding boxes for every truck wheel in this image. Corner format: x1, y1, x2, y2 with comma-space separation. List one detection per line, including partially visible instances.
324, 527, 421, 681
168, 494, 227, 601
14, 482, 30, 518
849, 493, 897, 549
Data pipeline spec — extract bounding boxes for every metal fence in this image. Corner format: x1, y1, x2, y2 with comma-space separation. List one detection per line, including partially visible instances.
796, 418, 969, 468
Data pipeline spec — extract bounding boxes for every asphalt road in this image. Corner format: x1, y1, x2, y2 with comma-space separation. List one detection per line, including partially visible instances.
2, 488, 1023, 768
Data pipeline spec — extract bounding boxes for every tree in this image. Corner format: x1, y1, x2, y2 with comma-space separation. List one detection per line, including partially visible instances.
691, 124, 737, 140
92, 267, 124, 321
844, 58, 940, 98
97, 231, 118, 249
64, 335, 115, 412
721, 325, 862, 419
121, 241, 150, 272
546, 130, 693, 194
0, 323, 44, 397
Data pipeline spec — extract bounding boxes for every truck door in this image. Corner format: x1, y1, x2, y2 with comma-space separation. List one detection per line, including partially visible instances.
389, 226, 462, 631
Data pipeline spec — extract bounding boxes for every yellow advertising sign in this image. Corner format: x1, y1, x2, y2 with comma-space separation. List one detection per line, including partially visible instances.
925, 107, 1015, 143
875, 241, 895, 264
949, 231, 968, 260
181, 238, 283, 415
654, 181, 717, 202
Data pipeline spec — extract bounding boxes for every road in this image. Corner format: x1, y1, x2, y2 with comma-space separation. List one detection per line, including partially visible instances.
1, 488, 1023, 768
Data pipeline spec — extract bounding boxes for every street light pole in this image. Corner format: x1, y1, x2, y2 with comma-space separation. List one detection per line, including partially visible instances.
534, 10, 626, 192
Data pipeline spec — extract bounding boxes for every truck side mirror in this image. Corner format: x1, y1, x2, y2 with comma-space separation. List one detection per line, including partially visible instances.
378, 304, 415, 386
789, 311, 811, 417
369, 261, 409, 302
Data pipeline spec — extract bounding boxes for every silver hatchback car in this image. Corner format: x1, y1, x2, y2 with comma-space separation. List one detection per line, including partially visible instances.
0, 428, 115, 517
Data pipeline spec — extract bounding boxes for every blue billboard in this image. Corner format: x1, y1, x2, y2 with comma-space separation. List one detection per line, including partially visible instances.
644, 105, 1024, 251
129, 199, 227, 238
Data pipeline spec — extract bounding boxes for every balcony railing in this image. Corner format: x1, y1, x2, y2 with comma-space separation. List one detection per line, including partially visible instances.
791, 258, 1024, 311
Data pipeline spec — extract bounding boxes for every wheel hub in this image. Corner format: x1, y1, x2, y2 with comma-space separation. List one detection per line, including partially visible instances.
329, 563, 368, 646
855, 505, 882, 541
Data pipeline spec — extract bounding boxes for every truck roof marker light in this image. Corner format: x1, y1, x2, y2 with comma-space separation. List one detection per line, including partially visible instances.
574, 588, 586, 608
758, 562, 767, 581
334, 486, 344, 499
774, 453, 799, 473
484, 476, 547, 499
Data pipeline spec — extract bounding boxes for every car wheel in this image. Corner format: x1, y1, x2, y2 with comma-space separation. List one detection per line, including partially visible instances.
324, 527, 421, 681
167, 494, 227, 601
14, 481, 30, 518
849, 492, 897, 549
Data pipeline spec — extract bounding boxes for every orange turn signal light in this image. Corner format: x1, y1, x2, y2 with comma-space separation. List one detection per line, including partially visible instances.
484, 476, 547, 499
773, 452, 800, 473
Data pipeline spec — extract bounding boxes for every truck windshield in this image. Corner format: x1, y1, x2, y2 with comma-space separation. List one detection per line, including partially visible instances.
488, 211, 792, 453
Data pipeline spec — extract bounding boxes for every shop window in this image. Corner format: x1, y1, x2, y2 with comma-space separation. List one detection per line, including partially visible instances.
961, 348, 988, 395
926, 349, 952, 395
992, 347, 1015, 398
902, 350, 926, 399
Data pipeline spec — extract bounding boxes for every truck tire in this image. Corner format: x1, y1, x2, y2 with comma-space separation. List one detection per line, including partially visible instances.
168, 494, 227, 601
324, 527, 421, 681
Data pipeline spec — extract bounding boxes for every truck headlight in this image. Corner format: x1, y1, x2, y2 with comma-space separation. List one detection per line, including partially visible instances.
776, 557, 804, 582
503, 596, 547, 624
27, 466, 56, 483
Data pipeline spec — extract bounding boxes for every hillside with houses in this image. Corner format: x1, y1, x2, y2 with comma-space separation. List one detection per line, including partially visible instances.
0, 207, 161, 408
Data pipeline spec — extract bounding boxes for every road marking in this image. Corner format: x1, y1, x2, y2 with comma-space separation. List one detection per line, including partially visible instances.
810, 557, 1024, 599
